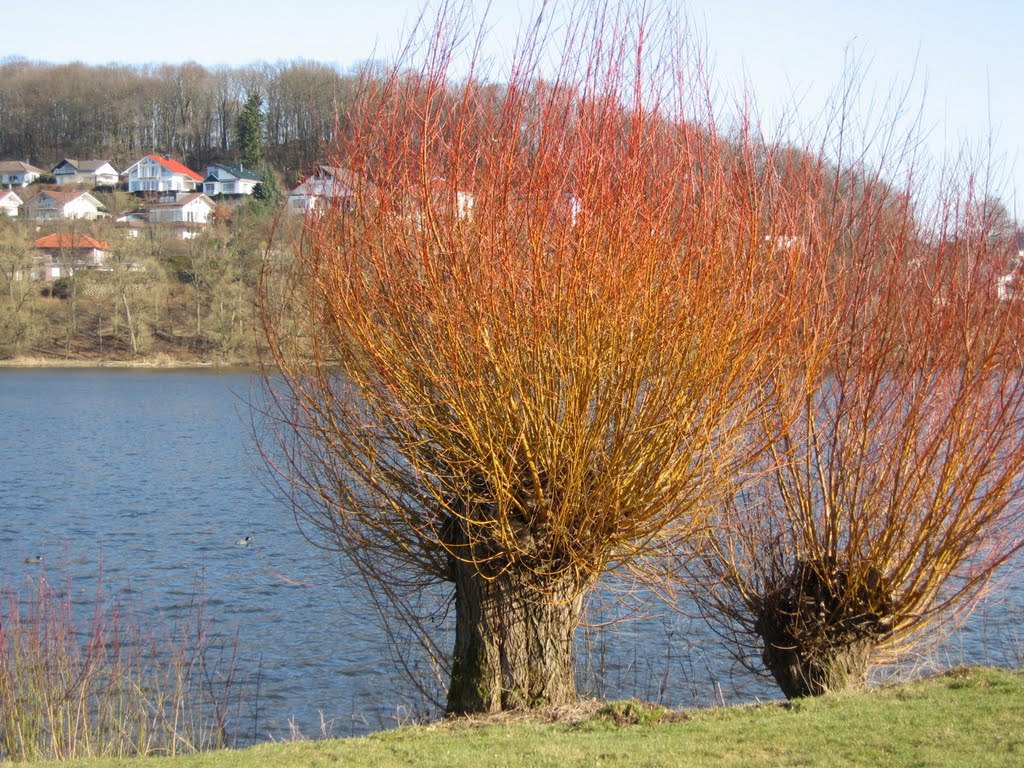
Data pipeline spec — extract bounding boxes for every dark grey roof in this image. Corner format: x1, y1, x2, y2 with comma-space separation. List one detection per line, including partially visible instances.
207, 163, 263, 182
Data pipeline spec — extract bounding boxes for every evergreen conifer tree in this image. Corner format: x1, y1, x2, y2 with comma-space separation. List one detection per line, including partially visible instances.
237, 91, 263, 169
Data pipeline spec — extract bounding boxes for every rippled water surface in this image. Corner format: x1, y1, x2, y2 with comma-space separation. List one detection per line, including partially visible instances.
1, 369, 1020, 740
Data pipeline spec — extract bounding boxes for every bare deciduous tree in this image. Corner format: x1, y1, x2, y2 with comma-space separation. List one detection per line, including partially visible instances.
0, 218, 37, 355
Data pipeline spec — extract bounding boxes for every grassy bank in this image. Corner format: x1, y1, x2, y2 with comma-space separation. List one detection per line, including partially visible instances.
6, 666, 1020, 768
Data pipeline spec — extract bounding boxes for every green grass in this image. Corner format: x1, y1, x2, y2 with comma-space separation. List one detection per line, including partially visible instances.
5, 666, 1021, 768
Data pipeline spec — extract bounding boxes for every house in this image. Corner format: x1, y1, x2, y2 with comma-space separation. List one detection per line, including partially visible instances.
52, 159, 120, 187
32, 233, 110, 280
203, 164, 262, 197
419, 177, 474, 221
146, 192, 216, 237
997, 260, 1024, 301
123, 155, 203, 194
0, 189, 23, 216
287, 165, 358, 215
114, 209, 149, 238
147, 192, 215, 224
0, 161, 44, 188
996, 231, 1024, 301
25, 190, 106, 221
997, 272, 1018, 301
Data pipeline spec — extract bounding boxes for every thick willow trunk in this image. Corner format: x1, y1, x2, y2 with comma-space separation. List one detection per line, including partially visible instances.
446, 560, 584, 714
758, 618, 874, 698
756, 558, 889, 698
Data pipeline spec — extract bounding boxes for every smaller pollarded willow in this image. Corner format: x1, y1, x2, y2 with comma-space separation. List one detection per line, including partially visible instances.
257, 1, 816, 714
687, 133, 1024, 698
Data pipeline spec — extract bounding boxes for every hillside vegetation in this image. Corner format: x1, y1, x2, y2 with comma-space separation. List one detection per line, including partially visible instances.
0, 201, 287, 365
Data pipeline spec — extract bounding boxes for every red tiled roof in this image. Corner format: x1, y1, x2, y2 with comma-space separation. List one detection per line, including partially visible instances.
147, 155, 203, 182
34, 233, 109, 250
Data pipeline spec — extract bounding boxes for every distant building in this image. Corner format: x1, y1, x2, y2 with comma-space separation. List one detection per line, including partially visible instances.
123, 155, 203, 194
287, 165, 358, 215
25, 190, 106, 221
32, 233, 111, 280
113, 209, 149, 238
0, 160, 44, 188
417, 177, 474, 221
0, 189, 23, 216
146, 192, 216, 238
147, 192, 216, 224
52, 159, 120, 187
996, 230, 1024, 301
203, 164, 262, 197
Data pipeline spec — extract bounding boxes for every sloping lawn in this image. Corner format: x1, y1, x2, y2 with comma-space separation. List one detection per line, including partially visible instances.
6, 666, 1021, 768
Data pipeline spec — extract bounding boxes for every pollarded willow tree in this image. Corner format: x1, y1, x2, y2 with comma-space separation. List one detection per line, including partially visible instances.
687, 124, 1024, 697
257, 2, 817, 714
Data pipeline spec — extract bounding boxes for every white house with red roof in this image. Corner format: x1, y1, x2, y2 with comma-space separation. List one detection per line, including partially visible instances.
123, 155, 203, 194
0, 189, 23, 216
32, 233, 111, 280
25, 190, 106, 221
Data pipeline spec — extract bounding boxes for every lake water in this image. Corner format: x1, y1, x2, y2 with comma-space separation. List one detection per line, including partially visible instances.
1, 369, 1020, 741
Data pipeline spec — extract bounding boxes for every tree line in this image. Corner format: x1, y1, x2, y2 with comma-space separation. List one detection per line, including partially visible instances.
0, 58, 361, 181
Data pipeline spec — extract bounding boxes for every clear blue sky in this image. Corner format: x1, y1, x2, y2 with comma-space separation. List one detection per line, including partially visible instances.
7, 1, 1022, 208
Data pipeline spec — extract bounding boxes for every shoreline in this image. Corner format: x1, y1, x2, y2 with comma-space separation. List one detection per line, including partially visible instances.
0, 356, 257, 370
